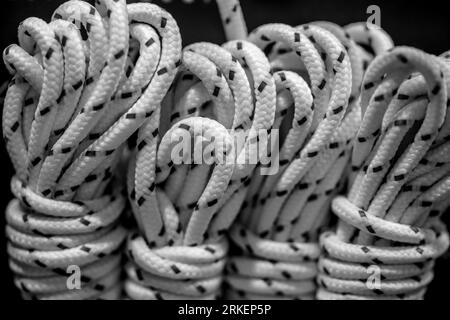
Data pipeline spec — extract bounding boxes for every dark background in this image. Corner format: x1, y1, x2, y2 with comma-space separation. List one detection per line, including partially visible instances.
1, 0, 449, 300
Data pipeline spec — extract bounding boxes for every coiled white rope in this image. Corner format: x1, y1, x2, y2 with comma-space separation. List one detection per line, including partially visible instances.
122, 1, 288, 299
124, 32, 283, 299
125, 116, 236, 299
224, 21, 395, 299
317, 46, 450, 300
4, 0, 448, 301
122, 0, 287, 300
2, 0, 182, 299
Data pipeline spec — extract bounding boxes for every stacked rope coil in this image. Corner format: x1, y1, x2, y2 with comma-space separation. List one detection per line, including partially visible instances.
124, 29, 281, 298
2, 0, 181, 299
317, 46, 450, 300
125, 116, 236, 299
223, 22, 395, 300
123, 0, 283, 300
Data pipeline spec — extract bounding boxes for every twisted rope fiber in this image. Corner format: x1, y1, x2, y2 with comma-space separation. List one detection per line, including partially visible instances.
317, 47, 450, 299
224, 22, 395, 300
2, 0, 182, 299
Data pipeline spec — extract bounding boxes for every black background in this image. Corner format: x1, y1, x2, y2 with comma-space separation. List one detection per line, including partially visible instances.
1, 0, 449, 300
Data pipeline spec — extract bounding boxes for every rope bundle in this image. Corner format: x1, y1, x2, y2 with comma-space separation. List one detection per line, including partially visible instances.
2, 0, 449, 301
125, 116, 236, 299
124, 28, 281, 298
317, 47, 450, 300
2, 0, 182, 299
223, 22, 396, 299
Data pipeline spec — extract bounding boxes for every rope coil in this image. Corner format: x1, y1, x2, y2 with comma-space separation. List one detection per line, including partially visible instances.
125, 116, 235, 299
224, 22, 395, 299
2, 0, 449, 301
2, 0, 182, 299
124, 0, 282, 298
317, 47, 450, 300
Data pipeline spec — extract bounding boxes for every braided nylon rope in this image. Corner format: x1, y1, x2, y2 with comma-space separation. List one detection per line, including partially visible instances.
124, 33, 282, 299
123, 0, 281, 300
127, 0, 248, 41
125, 116, 236, 299
2, 0, 449, 301
224, 22, 395, 300
2, 0, 182, 299
317, 47, 450, 300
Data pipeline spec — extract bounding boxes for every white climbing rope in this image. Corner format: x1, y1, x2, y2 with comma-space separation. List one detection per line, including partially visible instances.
2, 0, 181, 299
157, 0, 248, 41
317, 46, 450, 300
215, 0, 248, 41
224, 21, 396, 299
125, 116, 235, 299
